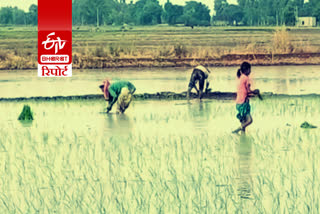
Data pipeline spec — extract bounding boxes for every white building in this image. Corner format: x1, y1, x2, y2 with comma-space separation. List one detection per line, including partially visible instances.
296, 17, 317, 27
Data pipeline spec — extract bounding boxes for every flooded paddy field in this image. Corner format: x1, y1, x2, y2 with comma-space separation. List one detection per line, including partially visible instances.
0, 65, 320, 98
0, 96, 319, 213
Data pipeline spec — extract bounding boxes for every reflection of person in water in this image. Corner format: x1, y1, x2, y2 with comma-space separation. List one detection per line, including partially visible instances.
103, 113, 133, 138
237, 134, 253, 199
186, 99, 211, 129
99, 80, 136, 114
187, 65, 211, 100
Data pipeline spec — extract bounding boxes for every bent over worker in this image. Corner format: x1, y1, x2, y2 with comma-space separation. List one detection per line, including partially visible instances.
99, 80, 136, 114
187, 65, 211, 99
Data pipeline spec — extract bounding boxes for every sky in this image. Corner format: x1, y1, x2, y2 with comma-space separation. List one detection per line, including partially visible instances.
0, 0, 37, 11
0, 0, 238, 12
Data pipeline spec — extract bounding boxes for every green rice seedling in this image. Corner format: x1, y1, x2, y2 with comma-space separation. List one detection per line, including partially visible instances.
18, 105, 34, 121
300, 121, 317, 129
0, 98, 319, 213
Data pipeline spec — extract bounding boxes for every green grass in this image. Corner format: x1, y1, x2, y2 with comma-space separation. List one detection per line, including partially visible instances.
0, 97, 319, 213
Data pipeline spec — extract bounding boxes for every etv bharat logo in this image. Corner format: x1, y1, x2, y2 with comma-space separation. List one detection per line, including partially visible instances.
42, 32, 67, 54
38, 31, 71, 77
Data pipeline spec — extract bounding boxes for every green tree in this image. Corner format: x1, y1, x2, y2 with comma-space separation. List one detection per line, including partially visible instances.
237, 0, 302, 26
86, 0, 106, 26
132, 0, 162, 25
237, 0, 259, 25
294, 0, 304, 9
12, 7, 26, 25
27, 4, 37, 25
73, 0, 128, 26
75, 0, 117, 26
143, 0, 162, 24
312, 3, 320, 24
110, 2, 131, 25
72, 0, 86, 25
284, 1, 296, 26
0, 7, 13, 24
214, 0, 228, 20
163, 1, 183, 25
183, 1, 211, 27
0, 6, 29, 25
221, 4, 243, 25
299, 2, 312, 17
309, 0, 318, 8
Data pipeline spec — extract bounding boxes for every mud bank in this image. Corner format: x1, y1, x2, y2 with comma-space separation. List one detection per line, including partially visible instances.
72, 53, 320, 69
1, 92, 319, 102
2, 53, 320, 70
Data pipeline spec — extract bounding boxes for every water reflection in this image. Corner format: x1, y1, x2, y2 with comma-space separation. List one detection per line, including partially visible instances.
2, 65, 320, 98
103, 113, 133, 137
19, 120, 33, 128
275, 67, 288, 94
199, 100, 204, 113
238, 134, 253, 199
186, 100, 211, 129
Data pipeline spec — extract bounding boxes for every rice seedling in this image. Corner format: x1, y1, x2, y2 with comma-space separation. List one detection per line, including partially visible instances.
0, 97, 318, 212
18, 105, 33, 121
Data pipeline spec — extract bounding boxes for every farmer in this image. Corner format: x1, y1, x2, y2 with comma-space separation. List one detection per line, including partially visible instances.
232, 62, 262, 134
187, 65, 211, 99
99, 80, 136, 114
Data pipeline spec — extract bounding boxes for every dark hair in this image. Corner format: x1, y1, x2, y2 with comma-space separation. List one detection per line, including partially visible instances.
237, 61, 251, 78
99, 84, 104, 89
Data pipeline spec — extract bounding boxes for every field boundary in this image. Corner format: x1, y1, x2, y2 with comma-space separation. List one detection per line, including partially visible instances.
1, 92, 320, 102
71, 52, 320, 69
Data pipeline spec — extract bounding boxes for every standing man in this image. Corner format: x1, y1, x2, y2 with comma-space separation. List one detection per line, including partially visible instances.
187, 65, 211, 99
99, 80, 136, 114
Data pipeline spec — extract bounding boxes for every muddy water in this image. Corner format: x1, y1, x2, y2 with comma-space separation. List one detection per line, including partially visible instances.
0, 65, 319, 98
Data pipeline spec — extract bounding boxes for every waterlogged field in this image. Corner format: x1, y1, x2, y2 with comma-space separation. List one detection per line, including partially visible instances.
0, 97, 319, 213
1, 65, 320, 98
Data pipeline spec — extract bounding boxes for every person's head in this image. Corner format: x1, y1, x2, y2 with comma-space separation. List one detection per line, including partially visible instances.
237, 61, 251, 78
100, 79, 111, 99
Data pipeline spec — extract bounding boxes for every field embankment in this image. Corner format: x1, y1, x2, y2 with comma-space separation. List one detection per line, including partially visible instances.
1, 91, 319, 102
1, 26, 320, 69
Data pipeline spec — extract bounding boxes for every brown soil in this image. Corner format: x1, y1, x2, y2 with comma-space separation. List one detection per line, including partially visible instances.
72, 53, 320, 69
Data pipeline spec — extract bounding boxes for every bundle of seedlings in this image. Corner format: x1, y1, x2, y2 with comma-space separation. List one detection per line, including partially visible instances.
300, 121, 317, 129
18, 105, 34, 121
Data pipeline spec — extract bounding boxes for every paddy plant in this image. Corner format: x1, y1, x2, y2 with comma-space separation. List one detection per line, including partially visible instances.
18, 105, 33, 121
0, 97, 318, 213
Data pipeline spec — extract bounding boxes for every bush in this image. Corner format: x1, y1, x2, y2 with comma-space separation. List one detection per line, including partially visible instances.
0, 50, 8, 61
272, 29, 294, 54
158, 46, 173, 57
173, 43, 188, 58
109, 44, 121, 57
94, 46, 108, 57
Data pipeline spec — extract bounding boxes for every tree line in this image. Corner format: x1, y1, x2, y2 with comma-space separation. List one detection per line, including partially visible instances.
72, 0, 210, 26
0, 4, 37, 25
0, 0, 320, 26
215, 0, 320, 26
